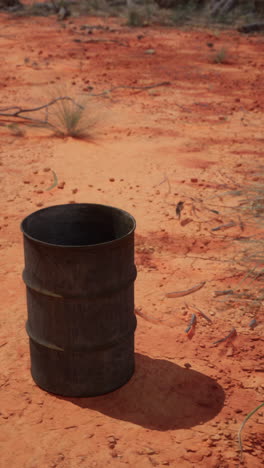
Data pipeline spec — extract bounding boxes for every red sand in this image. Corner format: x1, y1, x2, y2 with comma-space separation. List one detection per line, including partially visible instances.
0, 12, 263, 468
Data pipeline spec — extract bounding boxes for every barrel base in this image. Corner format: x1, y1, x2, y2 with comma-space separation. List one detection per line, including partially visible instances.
29, 335, 135, 397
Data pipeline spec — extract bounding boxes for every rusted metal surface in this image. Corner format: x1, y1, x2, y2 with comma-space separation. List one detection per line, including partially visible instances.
21, 203, 137, 397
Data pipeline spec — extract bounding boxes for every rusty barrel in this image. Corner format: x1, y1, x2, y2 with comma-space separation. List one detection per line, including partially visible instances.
21, 203, 137, 397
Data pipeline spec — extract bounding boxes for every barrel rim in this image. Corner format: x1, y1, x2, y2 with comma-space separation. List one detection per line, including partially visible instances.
20, 203, 136, 249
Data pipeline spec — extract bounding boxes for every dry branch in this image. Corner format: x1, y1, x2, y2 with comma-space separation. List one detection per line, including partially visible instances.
0, 97, 83, 132
238, 403, 264, 460
89, 81, 171, 97
165, 281, 206, 298
212, 327, 237, 345
0, 83, 171, 129
73, 38, 129, 47
210, 0, 237, 16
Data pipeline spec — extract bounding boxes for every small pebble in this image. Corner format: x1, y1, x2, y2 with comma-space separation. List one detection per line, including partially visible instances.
249, 318, 257, 329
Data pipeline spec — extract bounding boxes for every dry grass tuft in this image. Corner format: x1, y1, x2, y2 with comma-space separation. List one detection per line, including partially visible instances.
45, 88, 99, 139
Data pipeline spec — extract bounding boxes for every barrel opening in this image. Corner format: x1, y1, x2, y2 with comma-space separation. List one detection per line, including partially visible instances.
21, 204, 135, 247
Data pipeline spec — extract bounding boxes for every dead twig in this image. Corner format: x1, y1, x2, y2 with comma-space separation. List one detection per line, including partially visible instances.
214, 289, 234, 297
0, 96, 83, 134
186, 303, 212, 323
1, 85, 169, 116
153, 175, 167, 188
238, 403, 264, 461
211, 221, 236, 231
212, 327, 237, 345
210, 0, 237, 17
46, 170, 58, 191
89, 81, 171, 97
73, 38, 129, 47
185, 314, 197, 339
0, 97, 83, 120
165, 281, 206, 298
153, 173, 171, 202
135, 307, 167, 325
153, 173, 171, 193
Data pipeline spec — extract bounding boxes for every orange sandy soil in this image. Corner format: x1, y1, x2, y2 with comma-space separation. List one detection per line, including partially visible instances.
1, 10, 264, 468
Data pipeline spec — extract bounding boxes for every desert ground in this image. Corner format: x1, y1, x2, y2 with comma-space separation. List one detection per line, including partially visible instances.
0, 6, 263, 468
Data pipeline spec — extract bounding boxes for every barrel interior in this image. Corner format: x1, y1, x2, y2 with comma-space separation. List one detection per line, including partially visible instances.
21, 204, 135, 246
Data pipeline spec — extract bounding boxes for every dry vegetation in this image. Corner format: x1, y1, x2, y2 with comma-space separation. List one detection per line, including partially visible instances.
0, 2, 263, 467
1, 0, 263, 30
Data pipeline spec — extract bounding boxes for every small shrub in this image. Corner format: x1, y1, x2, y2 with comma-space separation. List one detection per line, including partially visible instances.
171, 0, 203, 25
212, 47, 229, 64
127, 8, 144, 26
47, 95, 97, 138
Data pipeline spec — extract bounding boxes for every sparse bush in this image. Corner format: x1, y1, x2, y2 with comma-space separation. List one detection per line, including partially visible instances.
0, 90, 99, 140
0, 0, 22, 8
127, 8, 145, 25
218, 176, 264, 312
46, 94, 97, 138
171, 0, 206, 25
212, 47, 229, 63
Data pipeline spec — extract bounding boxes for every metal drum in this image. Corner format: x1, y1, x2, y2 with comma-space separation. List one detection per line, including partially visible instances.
21, 203, 137, 397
